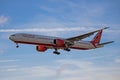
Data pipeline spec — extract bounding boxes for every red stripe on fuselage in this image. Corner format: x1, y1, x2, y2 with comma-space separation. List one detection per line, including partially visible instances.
14, 41, 89, 50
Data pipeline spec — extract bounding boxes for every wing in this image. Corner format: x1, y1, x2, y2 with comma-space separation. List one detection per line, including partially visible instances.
66, 27, 109, 42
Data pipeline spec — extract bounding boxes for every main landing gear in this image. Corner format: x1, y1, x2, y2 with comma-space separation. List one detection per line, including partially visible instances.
53, 48, 60, 55
53, 48, 71, 55
64, 48, 71, 52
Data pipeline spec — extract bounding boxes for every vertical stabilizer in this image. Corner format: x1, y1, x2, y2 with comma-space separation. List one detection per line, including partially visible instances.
91, 30, 102, 44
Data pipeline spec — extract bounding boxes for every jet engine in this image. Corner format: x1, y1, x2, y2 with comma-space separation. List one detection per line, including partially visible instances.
36, 45, 47, 52
54, 39, 65, 47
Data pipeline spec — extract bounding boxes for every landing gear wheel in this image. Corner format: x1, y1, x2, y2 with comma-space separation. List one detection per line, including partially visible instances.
64, 48, 71, 52
16, 43, 19, 48
53, 48, 60, 55
53, 51, 60, 55
16, 45, 19, 48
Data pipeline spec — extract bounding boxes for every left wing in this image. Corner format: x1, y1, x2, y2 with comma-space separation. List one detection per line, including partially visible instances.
66, 27, 109, 42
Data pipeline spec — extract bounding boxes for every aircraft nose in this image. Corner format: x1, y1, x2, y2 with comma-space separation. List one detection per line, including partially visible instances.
9, 35, 15, 41
9, 35, 13, 40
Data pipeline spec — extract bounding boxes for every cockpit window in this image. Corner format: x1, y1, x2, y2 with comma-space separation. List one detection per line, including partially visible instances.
11, 35, 15, 36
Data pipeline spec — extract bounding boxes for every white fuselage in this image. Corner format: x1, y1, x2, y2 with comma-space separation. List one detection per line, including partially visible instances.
9, 33, 95, 50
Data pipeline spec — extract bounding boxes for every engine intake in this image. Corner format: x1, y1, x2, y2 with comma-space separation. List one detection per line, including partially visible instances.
36, 45, 47, 52
54, 39, 65, 47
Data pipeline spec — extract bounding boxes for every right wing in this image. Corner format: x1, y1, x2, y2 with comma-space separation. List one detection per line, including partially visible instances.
66, 27, 109, 42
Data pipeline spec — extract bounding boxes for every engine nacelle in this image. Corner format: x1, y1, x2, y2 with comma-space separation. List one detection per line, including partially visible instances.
54, 39, 65, 47
36, 45, 47, 52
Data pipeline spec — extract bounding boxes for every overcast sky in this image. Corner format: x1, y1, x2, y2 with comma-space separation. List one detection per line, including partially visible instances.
0, 0, 120, 80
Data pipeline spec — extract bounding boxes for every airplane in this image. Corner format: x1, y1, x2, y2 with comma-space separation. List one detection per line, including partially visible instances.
9, 27, 114, 55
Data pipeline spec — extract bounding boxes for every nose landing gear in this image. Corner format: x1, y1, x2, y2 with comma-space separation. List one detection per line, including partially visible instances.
16, 43, 19, 48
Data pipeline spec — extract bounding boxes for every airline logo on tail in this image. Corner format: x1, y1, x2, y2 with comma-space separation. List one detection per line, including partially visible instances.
91, 30, 102, 44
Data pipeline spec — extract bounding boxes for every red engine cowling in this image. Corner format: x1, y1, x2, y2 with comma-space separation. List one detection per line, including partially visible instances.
36, 45, 47, 52
54, 39, 65, 47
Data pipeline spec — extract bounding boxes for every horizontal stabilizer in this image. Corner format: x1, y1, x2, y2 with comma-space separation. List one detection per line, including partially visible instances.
103, 27, 109, 30
99, 41, 114, 46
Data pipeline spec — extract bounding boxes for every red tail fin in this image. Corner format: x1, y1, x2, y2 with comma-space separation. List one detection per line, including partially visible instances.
91, 30, 102, 44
